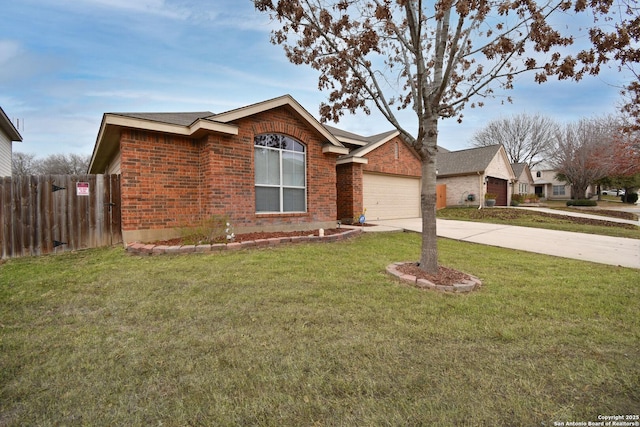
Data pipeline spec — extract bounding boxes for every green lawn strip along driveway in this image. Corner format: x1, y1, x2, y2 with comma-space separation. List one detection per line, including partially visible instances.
437, 207, 640, 239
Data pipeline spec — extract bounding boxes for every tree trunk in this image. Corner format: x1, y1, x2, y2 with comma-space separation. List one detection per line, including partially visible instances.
418, 118, 439, 275
573, 185, 588, 199
420, 159, 438, 274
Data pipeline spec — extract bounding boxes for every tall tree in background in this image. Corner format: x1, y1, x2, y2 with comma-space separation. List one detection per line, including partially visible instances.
11, 152, 90, 176
11, 152, 39, 176
254, 0, 635, 274
37, 153, 89, 175
472, 113, 558, 168
551, 117, 617, 199
605, 124, 640, 201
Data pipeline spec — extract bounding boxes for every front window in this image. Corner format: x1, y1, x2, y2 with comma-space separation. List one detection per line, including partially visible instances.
254, 134, 306, 213
552, 185, 566, 196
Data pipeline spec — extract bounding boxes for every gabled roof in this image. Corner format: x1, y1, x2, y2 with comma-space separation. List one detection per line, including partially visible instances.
89, 95, 347, 173
0, 106, 23, 142
437, 145, 503, 176
511, 162, 534, 181
335, 130, 401, 165
112, 111, 215, 126
511, 163, 526, 177
212, 96, 344, 149
324, 124, 397, 147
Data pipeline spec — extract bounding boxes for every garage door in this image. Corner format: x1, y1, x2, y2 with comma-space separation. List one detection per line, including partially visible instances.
486, 176, 508, 206
363, 173, 421, 220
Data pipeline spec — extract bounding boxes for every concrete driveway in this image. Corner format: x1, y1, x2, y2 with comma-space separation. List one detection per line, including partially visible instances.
368, 216, 640, 269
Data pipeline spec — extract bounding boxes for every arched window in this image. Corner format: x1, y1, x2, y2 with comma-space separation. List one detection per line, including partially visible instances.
254, 134, 306, 213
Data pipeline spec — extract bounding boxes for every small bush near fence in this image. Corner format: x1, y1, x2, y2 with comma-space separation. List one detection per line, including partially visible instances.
566, 199, 598, 207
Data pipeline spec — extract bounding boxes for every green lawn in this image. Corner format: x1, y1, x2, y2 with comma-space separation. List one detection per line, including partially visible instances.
1, 233, 638, 426
437, 207, 640, 239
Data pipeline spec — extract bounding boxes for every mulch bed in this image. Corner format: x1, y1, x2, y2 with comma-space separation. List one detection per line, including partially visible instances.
153, 228, 345, 246
396, 262, 474, 287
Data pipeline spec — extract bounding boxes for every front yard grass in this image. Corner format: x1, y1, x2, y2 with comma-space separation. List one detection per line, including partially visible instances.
1, 233, 638, 426
437, 207, 640, 239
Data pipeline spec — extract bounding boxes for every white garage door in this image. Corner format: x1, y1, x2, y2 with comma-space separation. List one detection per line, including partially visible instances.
363, 173, 421, 220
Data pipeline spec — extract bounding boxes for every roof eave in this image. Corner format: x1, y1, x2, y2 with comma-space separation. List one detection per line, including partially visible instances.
437, 170, 485, 178
335, 136, 368, 146
190, 119, 239, 137
336, 156, 368, 165
323, 144, 350, 155
0, 107, 23, 142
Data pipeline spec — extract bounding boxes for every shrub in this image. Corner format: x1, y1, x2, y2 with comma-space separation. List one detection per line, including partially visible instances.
177, 215, 234, 244
485, 193, 497, 200
566, 199, 597, 207
511, 194, 524, 203
622, 193, 638, 204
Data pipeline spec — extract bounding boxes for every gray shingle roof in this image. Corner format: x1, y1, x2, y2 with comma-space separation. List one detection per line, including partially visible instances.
323, 124, 396, 144
511, 163, 527, 177
111, 111, 215, 126
437, 144, 501, 176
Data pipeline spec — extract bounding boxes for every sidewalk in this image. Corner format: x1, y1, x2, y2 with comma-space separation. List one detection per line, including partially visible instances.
366, 216, 640, 269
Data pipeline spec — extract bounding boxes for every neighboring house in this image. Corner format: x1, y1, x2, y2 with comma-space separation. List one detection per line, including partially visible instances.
0, 106, 23, 177
532, 169, 596, 200
88, 95, 349, 243
436, 145, 516, 207
331, 125, 422, 222
511, 163, 534, 195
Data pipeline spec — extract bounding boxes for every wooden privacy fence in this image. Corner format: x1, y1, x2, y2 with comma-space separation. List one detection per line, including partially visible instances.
0, 174, 122, 259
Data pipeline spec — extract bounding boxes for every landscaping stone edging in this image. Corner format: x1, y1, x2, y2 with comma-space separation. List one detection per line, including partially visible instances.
126, 228, 363, 255
386, 262, 482, 293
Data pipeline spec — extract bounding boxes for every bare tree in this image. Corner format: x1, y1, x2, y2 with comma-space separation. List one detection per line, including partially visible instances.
37, 153, 90, 175
254, 0, 636, 274
472, 113, 558, 168
550, 117, 617, 199
11, 152, 90, 176
604, 123, 640, 200
11, 152, 40, 176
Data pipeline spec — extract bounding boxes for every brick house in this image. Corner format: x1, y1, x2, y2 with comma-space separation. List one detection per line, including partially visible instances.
88, 94, 523, 243
436, 145, 516, 207
512, 163, 535, 196
330, 126, 423, 222
532, 169, 597, 200
88, 95, 349, 243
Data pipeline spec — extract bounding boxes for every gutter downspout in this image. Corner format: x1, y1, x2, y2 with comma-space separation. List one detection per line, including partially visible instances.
478, 171, 483, 210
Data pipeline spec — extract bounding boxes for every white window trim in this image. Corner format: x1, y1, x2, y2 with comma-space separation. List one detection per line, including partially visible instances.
255, 137, 307, 213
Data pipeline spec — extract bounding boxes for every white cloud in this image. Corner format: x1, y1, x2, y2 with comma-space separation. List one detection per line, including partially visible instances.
0, 40, 22, 64
59, 0, 191, 20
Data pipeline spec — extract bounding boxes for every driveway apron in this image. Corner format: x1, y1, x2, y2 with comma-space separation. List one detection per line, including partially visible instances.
367, 217, 640, 269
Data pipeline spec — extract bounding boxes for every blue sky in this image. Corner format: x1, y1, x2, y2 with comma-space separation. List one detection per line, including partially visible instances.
0, 0, 632, 157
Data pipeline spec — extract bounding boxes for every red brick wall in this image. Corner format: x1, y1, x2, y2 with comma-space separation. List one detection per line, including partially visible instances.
336, 162, 363, 222
363, 137, 422, 177
119, 106, 340, 237
120, 130, 203, 232
335, 137, 421, 223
